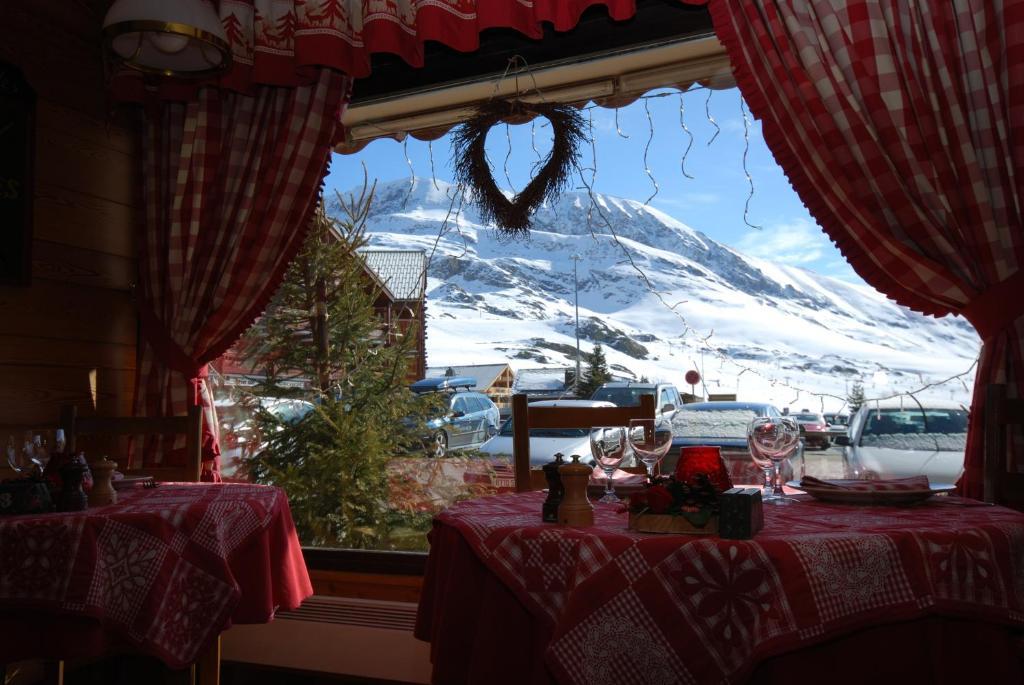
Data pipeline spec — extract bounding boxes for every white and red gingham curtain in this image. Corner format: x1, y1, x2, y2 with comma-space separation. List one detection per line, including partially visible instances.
135, 69, 350, 480
708, 0, 1024, 498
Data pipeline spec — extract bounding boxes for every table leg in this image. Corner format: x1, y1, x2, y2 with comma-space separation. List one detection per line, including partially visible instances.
196, 636, 220, 685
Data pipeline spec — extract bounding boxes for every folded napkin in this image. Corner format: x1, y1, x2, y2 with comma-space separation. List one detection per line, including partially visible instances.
800, 475, 931, 492
589, 469, 647, 486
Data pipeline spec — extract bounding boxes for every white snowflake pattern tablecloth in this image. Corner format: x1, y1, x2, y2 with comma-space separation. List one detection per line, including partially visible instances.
0, 483, 311, 668
419, 491, 1024, 684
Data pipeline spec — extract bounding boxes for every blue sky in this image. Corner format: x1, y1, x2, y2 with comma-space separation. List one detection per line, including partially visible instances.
326, 86, 861, 283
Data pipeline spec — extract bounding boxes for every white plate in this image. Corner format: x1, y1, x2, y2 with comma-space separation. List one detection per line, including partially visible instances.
787, 481, 956, 505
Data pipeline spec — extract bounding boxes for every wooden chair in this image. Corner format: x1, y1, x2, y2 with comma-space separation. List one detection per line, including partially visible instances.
56, 403, 217, 685
59, 403, 203, 482
983, 384, 1024, 509
512, 393, 656, 492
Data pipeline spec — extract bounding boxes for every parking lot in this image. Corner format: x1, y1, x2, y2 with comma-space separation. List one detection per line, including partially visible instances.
800, 442, 846, 480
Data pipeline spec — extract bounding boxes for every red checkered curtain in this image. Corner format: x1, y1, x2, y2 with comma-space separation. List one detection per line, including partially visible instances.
123, 1, 665, 480
135, 69, 350, 480
709, 0, 1024, 498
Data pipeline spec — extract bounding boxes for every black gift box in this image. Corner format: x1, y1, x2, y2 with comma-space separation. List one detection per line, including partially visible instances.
0, 479, 54, 515
718, 487, 764, 539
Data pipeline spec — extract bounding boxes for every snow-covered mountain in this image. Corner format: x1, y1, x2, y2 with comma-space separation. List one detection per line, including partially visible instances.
331, 178, 979, 411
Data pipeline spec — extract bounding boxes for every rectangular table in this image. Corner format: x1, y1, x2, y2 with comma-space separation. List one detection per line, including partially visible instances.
416, 491, 1024, 684
0, 483, 312, 670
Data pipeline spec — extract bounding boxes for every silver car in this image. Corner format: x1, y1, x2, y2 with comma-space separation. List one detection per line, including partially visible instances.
477, 399, 618, 466
836, 401, 968, 483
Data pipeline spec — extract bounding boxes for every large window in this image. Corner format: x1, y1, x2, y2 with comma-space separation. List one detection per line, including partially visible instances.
215, 85, 978, 553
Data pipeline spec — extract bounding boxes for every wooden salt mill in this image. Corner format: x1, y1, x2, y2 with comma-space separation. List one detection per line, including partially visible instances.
558, 454, 594, 527
88, 457, 118, 507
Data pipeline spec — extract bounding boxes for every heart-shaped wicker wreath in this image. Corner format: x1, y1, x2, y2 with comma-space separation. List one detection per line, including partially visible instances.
451, 100, 587, 237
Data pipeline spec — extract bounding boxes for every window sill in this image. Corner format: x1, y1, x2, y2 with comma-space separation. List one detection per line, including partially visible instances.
301, 548, 426, 603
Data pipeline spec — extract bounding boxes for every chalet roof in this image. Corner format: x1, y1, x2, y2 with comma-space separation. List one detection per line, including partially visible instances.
426, 363, 511, 390
513, 367, 573, 392
359, 249, 426, 301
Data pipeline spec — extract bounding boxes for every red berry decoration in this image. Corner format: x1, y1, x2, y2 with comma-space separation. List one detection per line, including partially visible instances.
645, 485, 674, 514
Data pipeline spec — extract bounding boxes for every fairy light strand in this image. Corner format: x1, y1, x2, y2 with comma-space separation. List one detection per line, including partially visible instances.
641, 97, 660, 207
740, 98, 761, 230
427, 139, 441, 191
503, 122, 516, 194
678, 93, 695, 180
401, 136, 415, 208
705, 88, 720, 146
614, 106, 629, 139
530, 120, 544, 176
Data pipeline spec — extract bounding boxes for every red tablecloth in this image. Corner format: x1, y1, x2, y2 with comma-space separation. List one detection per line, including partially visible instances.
0, 483, 311, 668
416, 492, 1024, 684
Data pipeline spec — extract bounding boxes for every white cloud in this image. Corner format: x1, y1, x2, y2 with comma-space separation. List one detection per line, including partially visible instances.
734, 217, 830, 266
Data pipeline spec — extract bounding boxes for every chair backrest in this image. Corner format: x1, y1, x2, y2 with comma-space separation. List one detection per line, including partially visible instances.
512, 393, 656, 492
59, 403, 204, 482
983, 384, 1024, 507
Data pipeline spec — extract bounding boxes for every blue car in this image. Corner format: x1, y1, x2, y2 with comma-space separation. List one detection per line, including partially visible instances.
410, 377, 501, 457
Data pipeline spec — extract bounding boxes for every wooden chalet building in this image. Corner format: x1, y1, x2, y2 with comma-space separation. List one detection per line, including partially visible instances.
212, 249, 427, 390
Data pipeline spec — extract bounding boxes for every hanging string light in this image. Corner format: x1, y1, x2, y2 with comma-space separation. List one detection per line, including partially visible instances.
678, 94, 695, 180
642, 98, 660, 207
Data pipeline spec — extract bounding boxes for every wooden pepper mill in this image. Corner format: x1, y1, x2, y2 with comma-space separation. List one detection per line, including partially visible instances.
542, 453, 566, 523
557, 454, 594, 527
88, 457, 118, 507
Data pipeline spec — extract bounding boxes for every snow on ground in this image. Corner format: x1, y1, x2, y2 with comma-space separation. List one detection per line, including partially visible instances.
337, 178, 980, 413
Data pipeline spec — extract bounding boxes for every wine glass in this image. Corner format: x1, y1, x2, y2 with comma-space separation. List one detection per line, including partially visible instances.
627, 418, 673, 481
590, 426, 627, 504
747, 416, 801, 505
747, 428, 776, 502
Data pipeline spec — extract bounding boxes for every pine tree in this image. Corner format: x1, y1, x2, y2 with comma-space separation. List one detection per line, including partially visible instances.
577, 344, 613, 398
241, 183, 437, 548
847, 381, 866, 414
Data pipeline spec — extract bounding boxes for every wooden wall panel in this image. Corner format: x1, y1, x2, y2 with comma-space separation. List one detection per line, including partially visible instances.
0, 366, 135, 426
0, 281, 136, 346
32, 240, 135, 291
0, 0, 140, 447
35, 121, 136, 206
34, 181, 136, 257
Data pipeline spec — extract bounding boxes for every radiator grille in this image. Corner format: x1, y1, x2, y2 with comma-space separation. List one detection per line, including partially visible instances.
276, 596, 418, 632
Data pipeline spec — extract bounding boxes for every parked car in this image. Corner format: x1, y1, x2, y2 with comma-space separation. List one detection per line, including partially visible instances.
590, 382, 683, 422
477, 399, 619, 466
217, 397, 315, 481
836, 400, 968, 483
667, 401, 788, 484
792, 411, 831, 449
410, 376, 501, 457
823, 412, 850, 436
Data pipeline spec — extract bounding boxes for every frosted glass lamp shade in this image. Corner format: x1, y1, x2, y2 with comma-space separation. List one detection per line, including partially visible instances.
102, 0, 231, 77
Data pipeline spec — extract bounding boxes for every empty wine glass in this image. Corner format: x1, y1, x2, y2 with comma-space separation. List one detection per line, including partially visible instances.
747, 431, 776, 501
627, 418, 673, 481
747, 416, 801, 505
590, 426, 627, 504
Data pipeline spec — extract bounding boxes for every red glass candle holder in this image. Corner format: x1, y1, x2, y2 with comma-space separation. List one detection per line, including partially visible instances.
674, 445, 733, 493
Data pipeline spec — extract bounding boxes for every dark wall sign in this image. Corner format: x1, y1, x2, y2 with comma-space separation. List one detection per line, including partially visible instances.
0, 61, 35, 286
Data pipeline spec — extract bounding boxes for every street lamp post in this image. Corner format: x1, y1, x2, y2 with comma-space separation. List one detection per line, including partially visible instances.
572, 254, 582, 396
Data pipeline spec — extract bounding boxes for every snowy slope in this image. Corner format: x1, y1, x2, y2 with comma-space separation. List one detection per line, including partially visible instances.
331, 178, 979, 412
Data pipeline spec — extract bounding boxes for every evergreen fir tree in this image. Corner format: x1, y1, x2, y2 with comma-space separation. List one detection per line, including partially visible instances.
577, 344, 613, 398
241, 183, 437, 548
847, 381, 866, 414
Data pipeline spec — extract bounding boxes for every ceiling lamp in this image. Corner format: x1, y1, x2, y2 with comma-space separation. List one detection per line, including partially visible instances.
102, 0, 231, 78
